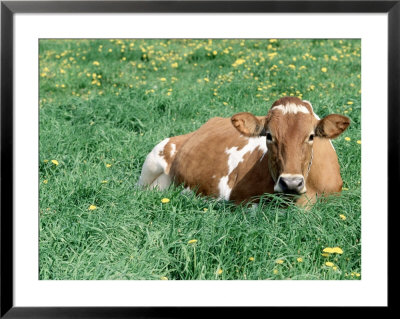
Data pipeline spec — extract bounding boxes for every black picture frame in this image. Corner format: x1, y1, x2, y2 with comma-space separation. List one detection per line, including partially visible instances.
1, 1, 395, 317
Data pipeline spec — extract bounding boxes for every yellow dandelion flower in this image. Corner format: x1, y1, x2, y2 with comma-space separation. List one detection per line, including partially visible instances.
188, 239, 198, 244
347, 101, 353, 105
321, 67, 327, 73
171, 62, 178, 68
161, 198, 170, 203
339, 214, 347, 220
342, 187, 349, 191
297, 257, 303, 263
93, 61, 100, 66
345, 137, 351, 141
325, 262, 334, 267
43, 180, 48, 184
357, 140, 361, 144
160, 276, 168, 280
51, 160, 59, 166
288, 64, 296, 69
217, 269, 223, 275
331, 56, 338, 61
269, 39, 278, 43
232, 58, 246, 67
332, 266, 338, 271
331, 247, 343, 254
321, 253, 330, 257
106, 163, 112, 168
203, 77, 210, 82
276, 259, 284, 264
160, 77, 166, 82
101, 180, 108, 184
323, 247, 334, 254
43, 159, 49, 163
89, 205, 97, 210
273, 269, 279, 275
203, 208, 208, 212
249, 257, 255, 261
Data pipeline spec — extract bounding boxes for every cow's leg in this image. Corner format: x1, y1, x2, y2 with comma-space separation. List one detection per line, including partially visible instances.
137, 138, 172, 190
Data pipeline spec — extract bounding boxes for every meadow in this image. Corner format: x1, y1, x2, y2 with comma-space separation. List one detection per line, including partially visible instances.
39, 39, 361, 280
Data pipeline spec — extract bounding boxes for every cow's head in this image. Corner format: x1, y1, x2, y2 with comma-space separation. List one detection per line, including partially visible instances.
231, 97, 350, 195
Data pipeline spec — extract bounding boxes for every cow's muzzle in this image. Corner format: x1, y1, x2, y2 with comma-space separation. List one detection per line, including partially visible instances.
274, 174, 306, 194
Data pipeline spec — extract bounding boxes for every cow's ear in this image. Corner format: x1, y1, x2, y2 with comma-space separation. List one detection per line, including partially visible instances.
315, 114, 350, 139
231, 112, 266, 137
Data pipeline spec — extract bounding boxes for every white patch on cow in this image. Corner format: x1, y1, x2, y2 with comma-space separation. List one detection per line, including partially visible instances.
181, 186, 193, 195
218, 136, 268, 200
170, 143, 176, 157
272, 103, 309, 115
137, 138, 171, 188
150, 173, 171, 190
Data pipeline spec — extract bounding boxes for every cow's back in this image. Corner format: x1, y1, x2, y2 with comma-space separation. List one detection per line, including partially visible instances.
170, 117, 272, 201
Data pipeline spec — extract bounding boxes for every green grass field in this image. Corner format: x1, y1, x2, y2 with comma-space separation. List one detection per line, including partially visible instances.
39, 39, 361, 280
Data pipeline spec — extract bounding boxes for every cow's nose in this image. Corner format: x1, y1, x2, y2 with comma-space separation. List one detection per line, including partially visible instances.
278, 175, 305, 194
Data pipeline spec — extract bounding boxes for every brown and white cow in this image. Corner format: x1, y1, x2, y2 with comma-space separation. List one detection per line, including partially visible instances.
138, 97, 350, 206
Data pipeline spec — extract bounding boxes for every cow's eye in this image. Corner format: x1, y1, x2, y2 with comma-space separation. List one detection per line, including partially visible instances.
266, 132, 273, 141
309, 134, 314, 142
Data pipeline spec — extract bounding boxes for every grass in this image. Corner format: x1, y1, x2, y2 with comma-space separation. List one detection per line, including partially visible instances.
39, 39, 361, 280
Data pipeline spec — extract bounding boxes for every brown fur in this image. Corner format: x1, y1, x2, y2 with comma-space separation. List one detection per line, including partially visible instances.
145, 97, 349, 206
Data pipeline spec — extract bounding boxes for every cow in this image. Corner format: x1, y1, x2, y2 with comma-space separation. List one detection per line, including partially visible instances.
138, 96, 350, 206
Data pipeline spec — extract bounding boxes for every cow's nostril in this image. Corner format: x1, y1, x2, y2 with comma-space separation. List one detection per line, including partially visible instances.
297, 180, 304, 187
279, 177, 289, 191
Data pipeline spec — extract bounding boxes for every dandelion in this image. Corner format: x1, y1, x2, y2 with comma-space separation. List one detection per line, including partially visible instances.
288, 64, 296, 69
342, 187, 349, 191
273, 269, 279, 275
106, 163, 112, 168
92, 61, 100, 66
203, 77, 210, 82
171, 62, 178, 68
297, 257, 303, 263
203, 208, 208, 212
43, 180, 48, 184
188, 239, 198, 244
321, 67, 327, 73
232, 58, 246, 67
339, 214, 347, 220
160, 276, 168, 280
89, 205, 97, 210
160, 77, 166, 82
345, 137, 351, 141
101, 180, 108, 184
325, 262, 334, 267
323, 247, 343, 254
217, 269, 223, 275
161, 198, 170, 203
249, 257, 254, 261
331, 247, 343, 254
51, 160, 59, 166
357, 140, 361, 144
276, 259, 284, 264
347, 101, 354, 105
